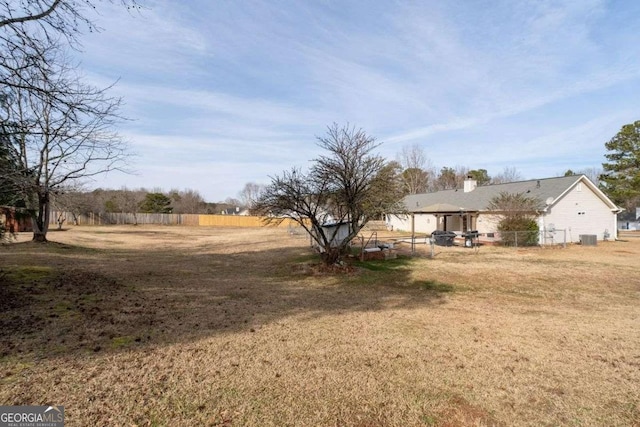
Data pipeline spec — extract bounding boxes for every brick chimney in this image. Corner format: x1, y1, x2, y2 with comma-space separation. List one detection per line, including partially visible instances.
464, 176, 477, 193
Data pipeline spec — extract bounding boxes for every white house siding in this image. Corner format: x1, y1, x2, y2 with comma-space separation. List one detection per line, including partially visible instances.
386, 214, 438, 234
543, 183, 616, 242
387, 213, 482, 235
476, 213, 502, 235
386, 214, 409, 232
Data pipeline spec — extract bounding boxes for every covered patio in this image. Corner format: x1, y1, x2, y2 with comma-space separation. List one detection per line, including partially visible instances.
408, 202, 479, 235
404, 203, 480, 252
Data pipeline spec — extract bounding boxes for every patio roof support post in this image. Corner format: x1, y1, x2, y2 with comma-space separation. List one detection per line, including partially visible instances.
411, 213, 415, 255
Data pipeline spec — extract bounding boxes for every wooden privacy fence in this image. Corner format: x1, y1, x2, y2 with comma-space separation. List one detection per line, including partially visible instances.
50, 211, 199, 226
49, 211, 301, 228
198, 215, 298, 228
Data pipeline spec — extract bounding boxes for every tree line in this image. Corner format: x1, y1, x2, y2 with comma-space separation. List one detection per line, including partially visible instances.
49, 187, 249, 226
395, 144, 521, 195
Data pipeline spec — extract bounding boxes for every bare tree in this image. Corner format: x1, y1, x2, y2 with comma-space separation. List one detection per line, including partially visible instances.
114, 187, 145, 223
223, 197, 242, 208
492, 166, 523, 184
563, 167, 602, 187
580, 167, 602, 187
454, 165, 470, 188
0, 0, 139, 34
169, 188, 205, 214
1, 1, 140, 105
238, 182, 265, 211
88, 188, 113, 214
256, 124, 403, 265
397, 144, 435, 194
1, 1, 140, 239
51, 183, 91, 226
3, 46, 127, 241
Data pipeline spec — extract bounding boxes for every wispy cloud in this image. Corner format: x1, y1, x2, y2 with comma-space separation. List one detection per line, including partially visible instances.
73, 0, 640, 201
384, 63, 640, 145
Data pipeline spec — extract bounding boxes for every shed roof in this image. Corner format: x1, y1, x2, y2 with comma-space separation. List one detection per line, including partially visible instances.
403, 175, 619, 213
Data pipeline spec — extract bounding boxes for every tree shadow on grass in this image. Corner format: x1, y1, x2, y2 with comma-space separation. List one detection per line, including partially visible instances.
0, 240, 455, 361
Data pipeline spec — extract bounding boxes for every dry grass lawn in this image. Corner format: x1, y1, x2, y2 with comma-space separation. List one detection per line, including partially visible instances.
0, 226, 639, 426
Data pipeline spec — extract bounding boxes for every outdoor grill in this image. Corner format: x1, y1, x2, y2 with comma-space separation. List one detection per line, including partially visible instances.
463, 230, 480, 247
431, 230, 457, 246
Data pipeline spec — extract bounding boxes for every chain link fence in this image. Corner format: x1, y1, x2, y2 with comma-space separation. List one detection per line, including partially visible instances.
497, 229, 567, 248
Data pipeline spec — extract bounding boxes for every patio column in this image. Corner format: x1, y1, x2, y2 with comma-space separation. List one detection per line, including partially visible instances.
411, 213, 415, 254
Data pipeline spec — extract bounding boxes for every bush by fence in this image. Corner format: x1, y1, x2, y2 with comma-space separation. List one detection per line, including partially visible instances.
499, 230, 539, 247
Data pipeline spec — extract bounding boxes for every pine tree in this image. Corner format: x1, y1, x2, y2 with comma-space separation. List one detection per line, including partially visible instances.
601, 120, 640, 209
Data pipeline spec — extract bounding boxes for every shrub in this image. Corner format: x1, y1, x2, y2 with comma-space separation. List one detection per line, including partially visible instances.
498, 216, 539, 246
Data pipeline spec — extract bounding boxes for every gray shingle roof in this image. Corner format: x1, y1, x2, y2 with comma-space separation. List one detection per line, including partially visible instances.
404, 175, 601, 213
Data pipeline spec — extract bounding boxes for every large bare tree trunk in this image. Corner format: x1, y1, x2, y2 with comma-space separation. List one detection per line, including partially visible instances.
31, 192, 50, 242
321, 248, 344, 265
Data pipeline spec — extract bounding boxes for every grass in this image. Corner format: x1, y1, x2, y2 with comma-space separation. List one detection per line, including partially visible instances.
355, 256, 413, 272
3, 265, 55, 281
415, 280, 455, 293
0, 226, 639, 426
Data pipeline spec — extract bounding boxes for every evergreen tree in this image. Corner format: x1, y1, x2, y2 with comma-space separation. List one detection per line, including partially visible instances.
601, 120, 640, 209
140, 193, 173, 213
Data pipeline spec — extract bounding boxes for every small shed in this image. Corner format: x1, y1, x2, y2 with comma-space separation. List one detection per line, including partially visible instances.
312, 222, 351, 252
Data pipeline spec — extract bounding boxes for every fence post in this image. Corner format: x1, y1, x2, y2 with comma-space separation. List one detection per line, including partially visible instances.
515, 231, 518, 248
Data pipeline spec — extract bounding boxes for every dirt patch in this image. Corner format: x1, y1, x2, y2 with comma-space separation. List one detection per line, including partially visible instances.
0, 267, 155, 358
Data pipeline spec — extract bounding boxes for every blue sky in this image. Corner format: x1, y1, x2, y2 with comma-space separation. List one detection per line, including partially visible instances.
79, 0, 640, 202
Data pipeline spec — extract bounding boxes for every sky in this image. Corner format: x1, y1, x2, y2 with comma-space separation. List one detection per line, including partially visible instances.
77, 0, 640, 202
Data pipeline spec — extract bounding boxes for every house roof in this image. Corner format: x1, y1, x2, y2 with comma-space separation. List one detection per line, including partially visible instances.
417, 202, 469, 213
221, 207, 247, 215
403, 175, 620, 213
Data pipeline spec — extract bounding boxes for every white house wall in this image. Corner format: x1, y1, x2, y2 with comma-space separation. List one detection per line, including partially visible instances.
388, 213, 485, 235
544, 182, 616, 242
386, 214, 409, 232
476, 213, 502, 235
386, 214, 438, 234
